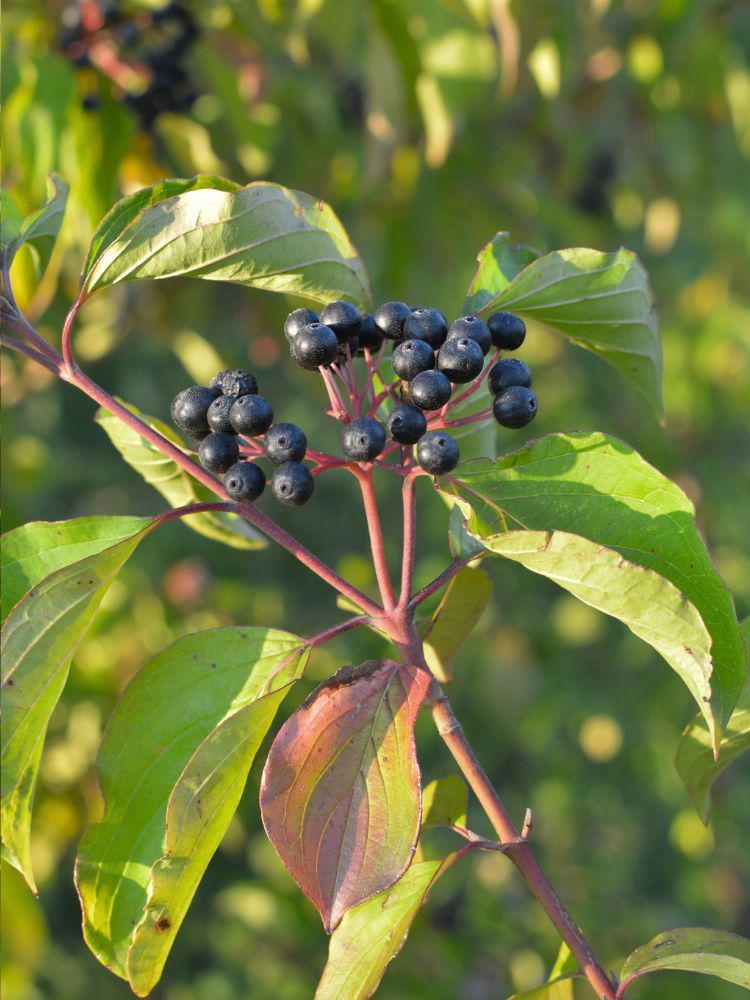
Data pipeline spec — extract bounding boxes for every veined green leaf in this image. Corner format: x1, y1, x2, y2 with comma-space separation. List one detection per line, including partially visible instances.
95, 402, 265, 550
81, 178, 371, 309
1, 523, 154, 890
421, 775, 468, 829
619, 927, 750, 991
76, 628, 307, 986
5, 173, 69, 278
444, 432, 745, 743
421, 565, 492, 682
464, 239, 662, 413
1, 515, 151, 623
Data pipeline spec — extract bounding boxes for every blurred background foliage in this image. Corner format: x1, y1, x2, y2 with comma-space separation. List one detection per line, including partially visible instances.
2, 0, 749, 997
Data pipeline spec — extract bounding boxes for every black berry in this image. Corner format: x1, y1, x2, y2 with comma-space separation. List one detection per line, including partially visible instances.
392, 339, 435, 381
207, 395, 237, 434
271, 461, 315, 506
292, 323, 339, 369
409, 370, 452, 410
198, 432, 239, 474
488, 311, 526, 350
357, 314, 384, 354
170, 385, 218, 435
264, 423, 307, 464
446, 316, 491, 356
336, 336, 359, 363
230, 395, 273, 437
387, 404, 427, 444
402, 307, 448, 349
320, 300, 361, 342
211, 369, 258, 397
487, 358, 532, 395
374, 301, 412, 341
341, 417, 386, 462
284, 308, 319, 342
224, 461, 266, 502
437, 337, 485, 383
493, 386, 538, 428
416, 431, 460, 475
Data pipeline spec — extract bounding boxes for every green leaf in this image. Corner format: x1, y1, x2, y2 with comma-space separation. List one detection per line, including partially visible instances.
444, 432, 745, 742
95, 402, 265, 551
315, 856, 455, 1000
5, 173, 69, 278
421, 775, 468, 829
619, 927, 750, 992
1, 524, 154, 891
508, 979, 577, 1000
75, 628, 307, 986
464, 232, 540, 314
448, 505, 486, 561
260, 660, 431, 932
1, 515, 151, 623
81, 178, 372, 309
1, 192, 23, 256
421, 565, 492, 682
464, 240, 662, 413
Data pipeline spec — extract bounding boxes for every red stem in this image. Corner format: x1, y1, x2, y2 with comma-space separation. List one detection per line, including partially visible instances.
350, 466, 397, 610
398, 471, 419, 607
0, 333, 63, 374
408, 557, 467, 610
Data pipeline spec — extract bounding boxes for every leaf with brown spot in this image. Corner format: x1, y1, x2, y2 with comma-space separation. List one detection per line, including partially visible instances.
260, 659, 431, 932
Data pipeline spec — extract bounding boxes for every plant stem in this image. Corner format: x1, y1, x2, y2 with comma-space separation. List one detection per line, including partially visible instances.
305, 615, 370, 647
398, 471, 419, 607
351, 466, 397, 610
408, 557, 468, 609
0, 333, 63, 374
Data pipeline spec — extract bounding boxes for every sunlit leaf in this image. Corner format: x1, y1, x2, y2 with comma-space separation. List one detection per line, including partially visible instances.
464, 232, 540, 314
81, 178, 372, 309
421, 565, 492, 682
4, 173, 69, 278
261, 659, 431, 932
619, 927, 750, 992
76, 628, 307, 985
1, 524, 154, 890
421, 775, 468, 829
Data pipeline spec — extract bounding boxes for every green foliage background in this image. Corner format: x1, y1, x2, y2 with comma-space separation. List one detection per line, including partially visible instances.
2, 1, 749, 997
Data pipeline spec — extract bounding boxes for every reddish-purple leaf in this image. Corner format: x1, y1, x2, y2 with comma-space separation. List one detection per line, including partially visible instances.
260, 659, 431, 932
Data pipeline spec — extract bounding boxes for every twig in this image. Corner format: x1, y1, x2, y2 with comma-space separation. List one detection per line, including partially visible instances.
351, 466, 397, 610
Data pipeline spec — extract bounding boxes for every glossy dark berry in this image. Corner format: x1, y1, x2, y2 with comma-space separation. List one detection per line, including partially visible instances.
493, 386, 538, 428
321, 300, 361, 342
437, 337, 485, 383
487, 358, 532, 395
446, 316, 491, 356
292, 323, 339, 369
402, 307, 448, 349
416, 431, 460, 475
409, 370, 452, 410
198, 432, 239, 474
356, 314, 384, 353
374, 301, 412, 341
271, 461, 315, 506
229, 395, 273, 437
392, 339, 435, 381
387, 404, 427, 444
170, 385, 218, 435
285, 307, 319, 342
207, 394, 237, 434
224, 461, 266, 502
488, 311, 526, 350
264, 422, 307, 464
341, 417, 386, 462
211, 369, 258, 397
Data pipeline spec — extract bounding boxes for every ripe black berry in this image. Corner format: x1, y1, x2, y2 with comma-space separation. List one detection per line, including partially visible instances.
437, 337, 485, 383
387, 404, 427, 444
374, 301, 412, 341
409, 370, 452, 410
341, 417, 386, 462
211, 369, 258, 397
229, 395, 273, 437
224, 461, 266, 503
357, 314, 384, 354
171, 385, 218, 435
392, 339, 435, 381
271, 461, 315, 506
488, 311, 526, 350
402, 307, 448, 349
264, 423, 307, 464
198, 432, 239, 474
285, 308, 319, 342
487, 358, 532, 395
493, 386, 538, 428
207, 395, 237, 434
416, 431, 460, 475
446, 316, 491, 356
321, 300, 361, 342
292, 323, 339, 369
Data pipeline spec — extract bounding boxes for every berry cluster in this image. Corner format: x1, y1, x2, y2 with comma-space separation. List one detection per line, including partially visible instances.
171, 370, 314, 507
